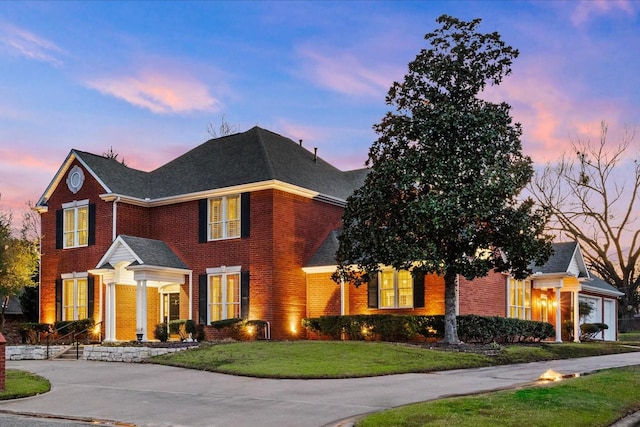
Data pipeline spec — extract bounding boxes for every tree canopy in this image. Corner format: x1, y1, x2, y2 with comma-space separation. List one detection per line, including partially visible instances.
0, 204, 39, 328
334, 15, 552, 344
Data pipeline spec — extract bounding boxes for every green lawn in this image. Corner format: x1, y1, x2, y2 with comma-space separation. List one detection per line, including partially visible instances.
619, 331, 640, 343
151, 340, 639, 378
357, 366, 640, 427
0, 370, 50, 400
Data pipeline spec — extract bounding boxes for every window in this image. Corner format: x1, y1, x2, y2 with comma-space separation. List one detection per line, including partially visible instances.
379, 269, 414, 309
62, 277, 88, 321
508, 278, 531, 320
208, 195, 240, 240
63, 204, 88, 248
208, 269, 241, 321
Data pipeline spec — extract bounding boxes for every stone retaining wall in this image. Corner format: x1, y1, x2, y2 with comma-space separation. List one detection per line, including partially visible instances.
7, 345, 69, 360
83, 345, 196, 362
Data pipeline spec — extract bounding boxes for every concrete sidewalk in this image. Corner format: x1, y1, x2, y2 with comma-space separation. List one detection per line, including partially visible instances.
1, 352, 639, 427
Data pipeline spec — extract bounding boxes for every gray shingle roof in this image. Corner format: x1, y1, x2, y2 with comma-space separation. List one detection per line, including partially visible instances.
74, 127, 367, 201
305, 230, 341, 267
584, 275, 624, 296
120, 235, 188, 269
530, 241, 579, 275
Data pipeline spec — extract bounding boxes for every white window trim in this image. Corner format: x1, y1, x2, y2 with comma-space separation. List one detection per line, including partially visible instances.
508, 278, 532, 320
62, 199, 90, 249
378, 269, 414, 309
208, 195, 241, 241
207, 265, 242, 322
61, 272, 89, 321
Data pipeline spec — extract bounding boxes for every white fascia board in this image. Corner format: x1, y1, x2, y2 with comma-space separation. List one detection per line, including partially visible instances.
94, 235, 144, 269
302, 265, 338, 274
100, 180, 348, 208
581, 284, 624, 297
37, 150, 111, 208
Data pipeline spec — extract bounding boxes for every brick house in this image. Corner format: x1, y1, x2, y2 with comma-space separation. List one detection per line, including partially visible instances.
34, 127, 622, 341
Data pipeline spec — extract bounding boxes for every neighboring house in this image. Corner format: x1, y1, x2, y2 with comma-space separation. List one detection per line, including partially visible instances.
35, 127, 622, 341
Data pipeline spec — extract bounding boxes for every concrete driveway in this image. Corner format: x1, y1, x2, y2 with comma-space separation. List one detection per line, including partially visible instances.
2, 352, 639, 427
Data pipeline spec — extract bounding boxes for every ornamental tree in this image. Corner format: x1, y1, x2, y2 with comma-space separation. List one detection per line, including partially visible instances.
334, 15, 552, 344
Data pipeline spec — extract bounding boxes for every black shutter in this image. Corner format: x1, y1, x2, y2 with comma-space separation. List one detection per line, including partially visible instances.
412, 269, 425, 309
55, 279, 63, 322
198, 199, 208, 243
198, 274, 207, 324
55, 210, 63, 249
241, 271, 250, 320
88, 204, 96, 246
241, 192, 250, 238
367, 273, 378, 309
87, 276, 95, 319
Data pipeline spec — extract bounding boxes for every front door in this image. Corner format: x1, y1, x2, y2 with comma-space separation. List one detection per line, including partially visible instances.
163, 293, 180, 324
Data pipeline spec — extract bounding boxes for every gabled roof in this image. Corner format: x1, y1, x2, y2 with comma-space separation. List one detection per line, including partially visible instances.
37, 126, 367, 207
583, 275, 624, 297
96, 235, 188, 270
305, 230, 341, 268
530, 241, 589, 277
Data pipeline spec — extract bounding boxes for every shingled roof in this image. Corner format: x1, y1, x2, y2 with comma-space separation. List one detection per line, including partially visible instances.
60, 127, 367, 203
118, 235, 188, 270
530, 241, 588, 277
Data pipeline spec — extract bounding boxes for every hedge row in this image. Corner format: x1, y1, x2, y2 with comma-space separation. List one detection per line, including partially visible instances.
302, 314, 555, 343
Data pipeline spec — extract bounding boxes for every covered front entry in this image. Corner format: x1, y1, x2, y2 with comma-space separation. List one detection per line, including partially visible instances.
90, 235, 192, 341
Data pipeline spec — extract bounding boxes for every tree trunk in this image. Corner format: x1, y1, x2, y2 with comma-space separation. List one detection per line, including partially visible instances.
442, 268, 460, 344
0, 295, 8, 331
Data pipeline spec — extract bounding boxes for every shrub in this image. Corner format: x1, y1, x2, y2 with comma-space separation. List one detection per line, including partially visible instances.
154, 323, 169, 342
581, 322, 608, 341
302, 314, 555, 343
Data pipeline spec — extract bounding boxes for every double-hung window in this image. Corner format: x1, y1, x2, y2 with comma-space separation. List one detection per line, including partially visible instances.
208, 267, 241, 322
62, 274, 88, 321
379, 269, 414, 309
208, 195, 240, 240
508, 278, 531, 320
63, 201, 89, 248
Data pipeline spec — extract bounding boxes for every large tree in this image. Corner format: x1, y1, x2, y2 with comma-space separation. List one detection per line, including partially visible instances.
530, 122, 640, 328
0, 204, 39, 329
334, 15, 552, 344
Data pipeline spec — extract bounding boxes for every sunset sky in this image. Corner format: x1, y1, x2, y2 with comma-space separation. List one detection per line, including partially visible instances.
1, 1, 638, 220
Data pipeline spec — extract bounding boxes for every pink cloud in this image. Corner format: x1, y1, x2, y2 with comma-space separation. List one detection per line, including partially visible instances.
86, 70, 220, 114
571, 0, 636, 26
297, 45, 397, 97
483, 60, 625, 164
0, 21, 65, 66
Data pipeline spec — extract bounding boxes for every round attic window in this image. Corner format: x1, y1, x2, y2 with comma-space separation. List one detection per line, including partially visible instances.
66, 165, 85, 194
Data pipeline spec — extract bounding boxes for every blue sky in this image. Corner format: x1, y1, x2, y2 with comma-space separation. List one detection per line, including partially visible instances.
1, 1, 638, 218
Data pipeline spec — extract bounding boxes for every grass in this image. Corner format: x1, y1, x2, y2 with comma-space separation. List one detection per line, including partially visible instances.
0, 369, 50, 400
151, 340, 639, 379
619, 331, 640, 343
151, 341, 490, 378
356, 366, 640, 427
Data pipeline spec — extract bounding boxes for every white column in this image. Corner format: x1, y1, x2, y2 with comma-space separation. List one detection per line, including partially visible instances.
340, 278, 345, 316
136, 280, 148, 340
105, 282, 116, 341
555, 287, 562, 342
573, 290, 580, 342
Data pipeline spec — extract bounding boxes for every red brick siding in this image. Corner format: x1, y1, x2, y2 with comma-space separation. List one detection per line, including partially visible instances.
40, 160, 113, 324
306, 272, 342, 318
114, 285, 160, 341
458, 271, 507, 316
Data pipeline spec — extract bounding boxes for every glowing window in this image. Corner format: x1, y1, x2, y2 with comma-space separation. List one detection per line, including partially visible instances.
63, 205, 88, 248
508, 278, 531, 320
62, 277, 88, 321
209, 272, 241, 321
378, 269, 413, 309
208, 195, 240, 240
